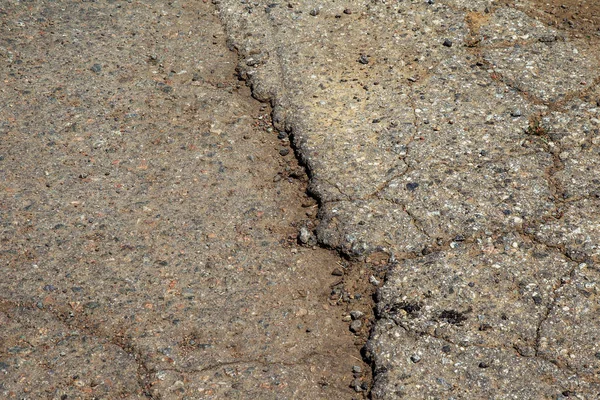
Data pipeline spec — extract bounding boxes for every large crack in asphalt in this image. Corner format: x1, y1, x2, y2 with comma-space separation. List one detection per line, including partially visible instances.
214, 0, 600, 397
0, 0, 379, 398
4, 0, 600, 397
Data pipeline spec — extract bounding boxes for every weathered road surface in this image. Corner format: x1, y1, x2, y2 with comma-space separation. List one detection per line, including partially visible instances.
217, 0, 600, 398
1, 1, 369, 399
2, 0, 600, 398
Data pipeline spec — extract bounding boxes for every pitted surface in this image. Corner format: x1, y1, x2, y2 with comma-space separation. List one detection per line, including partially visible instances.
217, 0, 600, 397
2, 0, 600, 397
0, 1, 367, 398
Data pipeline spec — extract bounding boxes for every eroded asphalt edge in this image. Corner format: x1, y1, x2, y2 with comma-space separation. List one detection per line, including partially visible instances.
213, 14, 385, 400
212, 1, 417, 396
214, 0, 600, 397
212, 1, 397, 396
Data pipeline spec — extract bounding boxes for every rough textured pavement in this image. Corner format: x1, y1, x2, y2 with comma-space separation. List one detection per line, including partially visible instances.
1, 1, 370, 398
216, 0, 600, 398
2, 0, 600, 398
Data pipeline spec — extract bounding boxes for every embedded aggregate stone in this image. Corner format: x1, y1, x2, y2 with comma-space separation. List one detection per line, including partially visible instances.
218, 0, 470, 203
538, 262, 600, 376
217, 0, 568, 256
0, 0, 363, 397
317, 200, 429, 256
368, 236, 600, 398
554, 143, 600, 199
405, 53, 545, 167
536, 198, 600, 262
0, 302, 141, 399
374, 235, 573, 350
534, 111, 600, 262
443, 0, 493, 12
367, 329, 599, 399
483, 39, 599, 103
4, 0, 600, 397
540, 99, 600, 153
478, 7, 559, 45
381, 153, 556, 240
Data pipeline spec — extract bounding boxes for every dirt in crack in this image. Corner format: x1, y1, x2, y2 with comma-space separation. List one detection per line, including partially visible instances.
501, 0, 600, 43
0, 0, 371, 398
236, 100, 376, 398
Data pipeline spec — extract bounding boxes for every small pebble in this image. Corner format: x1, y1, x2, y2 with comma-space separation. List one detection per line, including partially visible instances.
539, 35, 557, 43
511, 109, 522, 117
410, 354, 421, 363
90, 63, 102, 73
352, 365, 362, 373
358, 54, 369, 65
350, 310, 364, 320
331, 268, 344, 276
369, 275, 380, 286
343, 8, 352, 14
279, 148, 290, 156
443, 39, 453, 47
350, 320, 362, 333
309, 8, 319, 16
406, 182, 419, 191
298, 227, 311, 244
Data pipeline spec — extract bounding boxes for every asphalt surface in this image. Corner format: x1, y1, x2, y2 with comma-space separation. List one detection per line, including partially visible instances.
1, 1, 368, 398
2, 0, 600, 399
218, 0, 600, 398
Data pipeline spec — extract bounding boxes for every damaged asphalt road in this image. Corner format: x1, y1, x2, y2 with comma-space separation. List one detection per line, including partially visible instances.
2, 0, 600, 398
218, 0, 600, 398
1, 1, 369, 398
